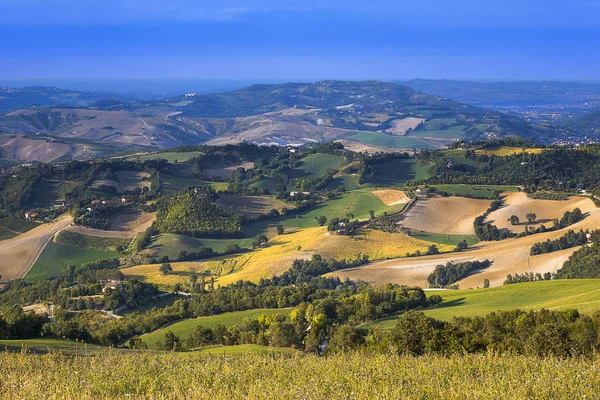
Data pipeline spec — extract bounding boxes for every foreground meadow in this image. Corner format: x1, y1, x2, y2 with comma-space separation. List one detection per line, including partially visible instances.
0, 351, 598, 399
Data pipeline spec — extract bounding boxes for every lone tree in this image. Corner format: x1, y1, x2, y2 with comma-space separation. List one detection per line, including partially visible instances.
160, 263, 173, 275
253, 233, 269, 249
276, 225, 285, 235
454, 240, 468, 252
508, 215, 520, 225
526, 212, 537, 223
315, 216, 328, 226
369, 210, 376, 220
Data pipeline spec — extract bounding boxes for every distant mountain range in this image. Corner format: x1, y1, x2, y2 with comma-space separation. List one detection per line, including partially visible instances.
400, 79, 600, 125
1, 80, 600, 163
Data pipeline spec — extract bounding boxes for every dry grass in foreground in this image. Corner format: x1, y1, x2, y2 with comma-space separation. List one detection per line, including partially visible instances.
0, 351, 598, 399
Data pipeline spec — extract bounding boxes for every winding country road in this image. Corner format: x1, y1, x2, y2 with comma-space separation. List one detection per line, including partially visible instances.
0, 215, 73, 283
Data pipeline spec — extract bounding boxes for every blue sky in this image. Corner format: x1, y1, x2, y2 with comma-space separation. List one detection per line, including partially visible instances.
1, 0, 599, 82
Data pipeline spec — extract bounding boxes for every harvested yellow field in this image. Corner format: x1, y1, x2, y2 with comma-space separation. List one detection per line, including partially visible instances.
217, 195, 292, 217
486, 192, 596, 233
386, 117, 425, 136
401, 197, 491, 235
120, 261, 212, 287
121, 227, 452, 287
372, 190, 410, 206
475, 147, 546, 157
0, 215, 73, 282
64, 226, 133, 239
329, 206, 600, 289
91, 171, 151, 192
65, 210, 156, 239
112, 210, 156, 234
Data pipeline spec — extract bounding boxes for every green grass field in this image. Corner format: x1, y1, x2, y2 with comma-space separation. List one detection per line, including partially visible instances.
367, 279, 600, 329
141, 308, 291, 349
0, 226, 18, 240
120, 294, 182, 316
249, 177, 283, 193
0, 217, 41, 240
429, 184, 519, 198
0, 338, 108, 354
31, 178, 79, 206
407, 230, 479, 247
124, 151, 203, 162
149, 233, 253, 258
27, 242, 118, 282
372, 158, 432, 186
346, 132, 436, 149
295, 153, 345, 176
161, 173, 228, 193
55, 230, 130, 251
245, 190, 402, 236
0, 217, 40, 233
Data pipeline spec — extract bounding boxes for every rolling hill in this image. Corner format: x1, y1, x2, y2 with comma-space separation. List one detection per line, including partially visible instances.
568, 108, 600, 135
0, 81, 557, 161
0, 86, 134, 114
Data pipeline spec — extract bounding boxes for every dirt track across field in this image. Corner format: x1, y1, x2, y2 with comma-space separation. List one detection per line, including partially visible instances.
0, 215, 73, 282
329, 205, 600, 289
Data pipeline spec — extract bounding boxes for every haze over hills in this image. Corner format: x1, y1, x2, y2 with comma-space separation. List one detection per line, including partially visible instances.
568, 109, 600, 136
401, 79, 600, 125
0, 80, 558, 162
0, 86, 137, 114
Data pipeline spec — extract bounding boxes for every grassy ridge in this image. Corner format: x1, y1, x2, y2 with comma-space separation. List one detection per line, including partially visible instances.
429, 184, 518, 198
295, 153, 345, 176
27, 242, 118, 282
0, 217, 40, 233
0, 338, 109, 354
0, 352, 598, 398
407, 230, 479, 246
122, 151, 204, 162
55, 230, 130, 251
141, 308, 291, 349
368, 279, 600, 329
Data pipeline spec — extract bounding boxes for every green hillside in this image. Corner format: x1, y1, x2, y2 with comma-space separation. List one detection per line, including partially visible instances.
368, 279, 600, 329
141, 308, 291, 349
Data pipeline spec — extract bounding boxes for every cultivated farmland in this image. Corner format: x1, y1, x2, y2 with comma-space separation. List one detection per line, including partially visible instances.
0, 215, 73, 283
329, 206, 600, 288
217, 195, 293, 218
123, 227, 453, 288
486, 192, 596, 233
401, 196, 491, 235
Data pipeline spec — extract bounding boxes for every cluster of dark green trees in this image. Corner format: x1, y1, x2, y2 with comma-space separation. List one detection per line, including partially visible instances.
427, 260, 492, 287
379, 309, 600, 357
149, 306, 600, 359
416, 142, 600, 193
530, 229, 595, 256
556, 241, 600, 279
154, 189, 243, 238
473, 200, 514, 241
504, 272, 553, 285
0, 258, 160, 321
